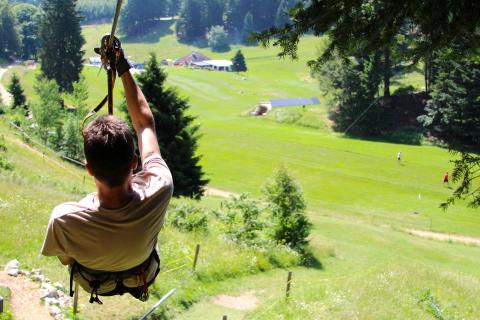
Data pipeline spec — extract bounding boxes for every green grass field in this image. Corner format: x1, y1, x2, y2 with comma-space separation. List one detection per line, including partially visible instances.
0, 21, 479, 319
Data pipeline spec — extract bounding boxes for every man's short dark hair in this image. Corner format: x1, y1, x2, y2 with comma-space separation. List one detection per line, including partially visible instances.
83, 115, 135, 187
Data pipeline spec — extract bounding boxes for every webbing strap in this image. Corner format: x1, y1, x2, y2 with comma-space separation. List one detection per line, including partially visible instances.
81, 0, 123, 129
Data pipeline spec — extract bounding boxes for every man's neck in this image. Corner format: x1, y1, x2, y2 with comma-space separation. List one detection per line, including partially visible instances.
96, 181, 135, 210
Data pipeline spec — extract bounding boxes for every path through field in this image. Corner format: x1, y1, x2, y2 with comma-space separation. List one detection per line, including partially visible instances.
0, 272, 52, 320
406, 228, 480, 246
0, 67, 12, 105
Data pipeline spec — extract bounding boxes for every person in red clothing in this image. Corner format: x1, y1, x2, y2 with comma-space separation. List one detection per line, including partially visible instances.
443, 171, 449, 184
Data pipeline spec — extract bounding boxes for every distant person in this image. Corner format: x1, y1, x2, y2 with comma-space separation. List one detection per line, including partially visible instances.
443, 171, 449, 184
397, 151, 402, 162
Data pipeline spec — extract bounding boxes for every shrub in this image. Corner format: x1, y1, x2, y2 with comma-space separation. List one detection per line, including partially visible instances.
0, 137, 13, 171
273, 109, 302, 124
169, 202, 208, 232
206, 25, 230, 52
214, 193, 265, 244
263, 166, 311, 251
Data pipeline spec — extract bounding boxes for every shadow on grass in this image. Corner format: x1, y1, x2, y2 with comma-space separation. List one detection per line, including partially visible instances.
341, 127, 425, 146
300, 250, 323, 270
122, 19, 175, 44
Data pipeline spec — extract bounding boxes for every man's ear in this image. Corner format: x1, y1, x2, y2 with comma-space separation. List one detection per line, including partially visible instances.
131, 154, 138, 171
85, 162, 94, 176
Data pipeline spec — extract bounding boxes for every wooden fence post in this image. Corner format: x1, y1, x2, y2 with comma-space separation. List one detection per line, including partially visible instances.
222, 316, 227, 320
286, 271, 293, 300
73, 282, 79, 316
192, 244, 200, 271
0, 295, 3, 313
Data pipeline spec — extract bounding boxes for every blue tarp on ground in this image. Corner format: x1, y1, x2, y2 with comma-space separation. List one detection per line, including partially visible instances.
270, 97, 320, 107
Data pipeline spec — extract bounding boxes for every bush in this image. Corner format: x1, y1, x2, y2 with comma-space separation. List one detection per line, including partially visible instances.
206, 25, 230, 52
273, 109, 302, 124
0, 137, 13, 171
263, 166, 311, 251
169, 202, 208, 232
214, 193, 265, 245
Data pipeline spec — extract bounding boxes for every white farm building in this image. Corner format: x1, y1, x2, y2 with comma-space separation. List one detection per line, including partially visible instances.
192, 60, 233, 72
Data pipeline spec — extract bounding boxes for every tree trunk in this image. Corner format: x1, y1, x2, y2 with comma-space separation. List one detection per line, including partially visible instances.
383, 47, 391, 97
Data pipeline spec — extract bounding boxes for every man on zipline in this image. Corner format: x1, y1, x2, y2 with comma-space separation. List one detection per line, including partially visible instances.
41, 37, 173, 304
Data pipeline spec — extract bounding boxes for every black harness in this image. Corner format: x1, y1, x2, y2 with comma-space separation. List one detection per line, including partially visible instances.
69, 249, 160, 304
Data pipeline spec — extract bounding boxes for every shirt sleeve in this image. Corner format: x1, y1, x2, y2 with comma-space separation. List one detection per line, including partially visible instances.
41, 207, 69, 257
133, 154, 174, 198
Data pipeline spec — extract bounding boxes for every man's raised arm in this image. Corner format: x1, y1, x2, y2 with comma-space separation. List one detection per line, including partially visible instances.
121, 70, 160, 162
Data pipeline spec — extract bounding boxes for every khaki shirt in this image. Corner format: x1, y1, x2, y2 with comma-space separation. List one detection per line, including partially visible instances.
41, 155, 173, 290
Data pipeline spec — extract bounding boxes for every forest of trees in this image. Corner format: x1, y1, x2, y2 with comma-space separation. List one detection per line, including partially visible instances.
176, 0, 301, 43
0, 0, 478, 203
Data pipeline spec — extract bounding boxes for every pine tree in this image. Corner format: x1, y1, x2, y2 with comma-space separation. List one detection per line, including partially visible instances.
39, 0, 85, 92
136, 54, 208, 198
275, 0, 296, 27
7, 73, 26, 109
231, 50, 247, 72
120, 0, 166, 37
242, 12, 254, 44
176, 0, 205, 42
419, 55, 480, 152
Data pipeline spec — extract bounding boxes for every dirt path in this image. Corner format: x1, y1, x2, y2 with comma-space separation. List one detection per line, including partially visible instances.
213, 291, 258, 310
0, 272, 53, 320
205, 188, 238, 198
406, 228, 480, 246
0, 66, 12, 105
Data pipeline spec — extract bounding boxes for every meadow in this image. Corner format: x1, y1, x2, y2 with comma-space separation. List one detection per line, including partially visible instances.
0, 21, 479, 319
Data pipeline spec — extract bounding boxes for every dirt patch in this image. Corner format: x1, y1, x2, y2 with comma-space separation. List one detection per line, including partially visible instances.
0, 272, 53, 320
0, 67, 12, 105
406, 229, 480, 246
205, 188, 238, 198
213, 291, 259, 310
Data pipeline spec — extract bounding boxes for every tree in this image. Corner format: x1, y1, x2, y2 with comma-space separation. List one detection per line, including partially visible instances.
32, 78, 63, 145
39, 0, 85, 92
12, 3, 41, 60
176, 0, 205, 42
0, 1, 20, 59
120, 0, 166, 37
419, 55, 480, 152
203, 0, 224, 30
254, 0, 480, 207
263, 166, 311, 251
7, 73, 26, 109
255, 0, 480, 61
62, 76, 89, 160
317, 52, 385, 136
206, 25, 230, 52
242, 12, 255, 44
231, 50, 247, 72
417, 54, 480, 208
135, 54, 208, 198
167, 0, 182, 18
275, 0, 297, 27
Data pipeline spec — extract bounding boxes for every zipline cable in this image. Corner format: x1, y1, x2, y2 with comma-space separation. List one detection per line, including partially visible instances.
109, 0, 124, 48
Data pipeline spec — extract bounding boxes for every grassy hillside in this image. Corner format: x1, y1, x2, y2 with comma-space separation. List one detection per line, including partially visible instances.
1, 21, 479, 319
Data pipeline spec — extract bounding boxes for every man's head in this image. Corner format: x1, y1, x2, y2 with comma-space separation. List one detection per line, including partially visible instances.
83, 115, 136, 187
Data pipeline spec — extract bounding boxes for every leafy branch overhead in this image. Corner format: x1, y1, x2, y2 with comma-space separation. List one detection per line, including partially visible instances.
254, 0, 480, 62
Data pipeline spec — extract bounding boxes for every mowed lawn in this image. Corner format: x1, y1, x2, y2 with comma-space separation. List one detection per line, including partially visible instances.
1, 21, 479, 319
